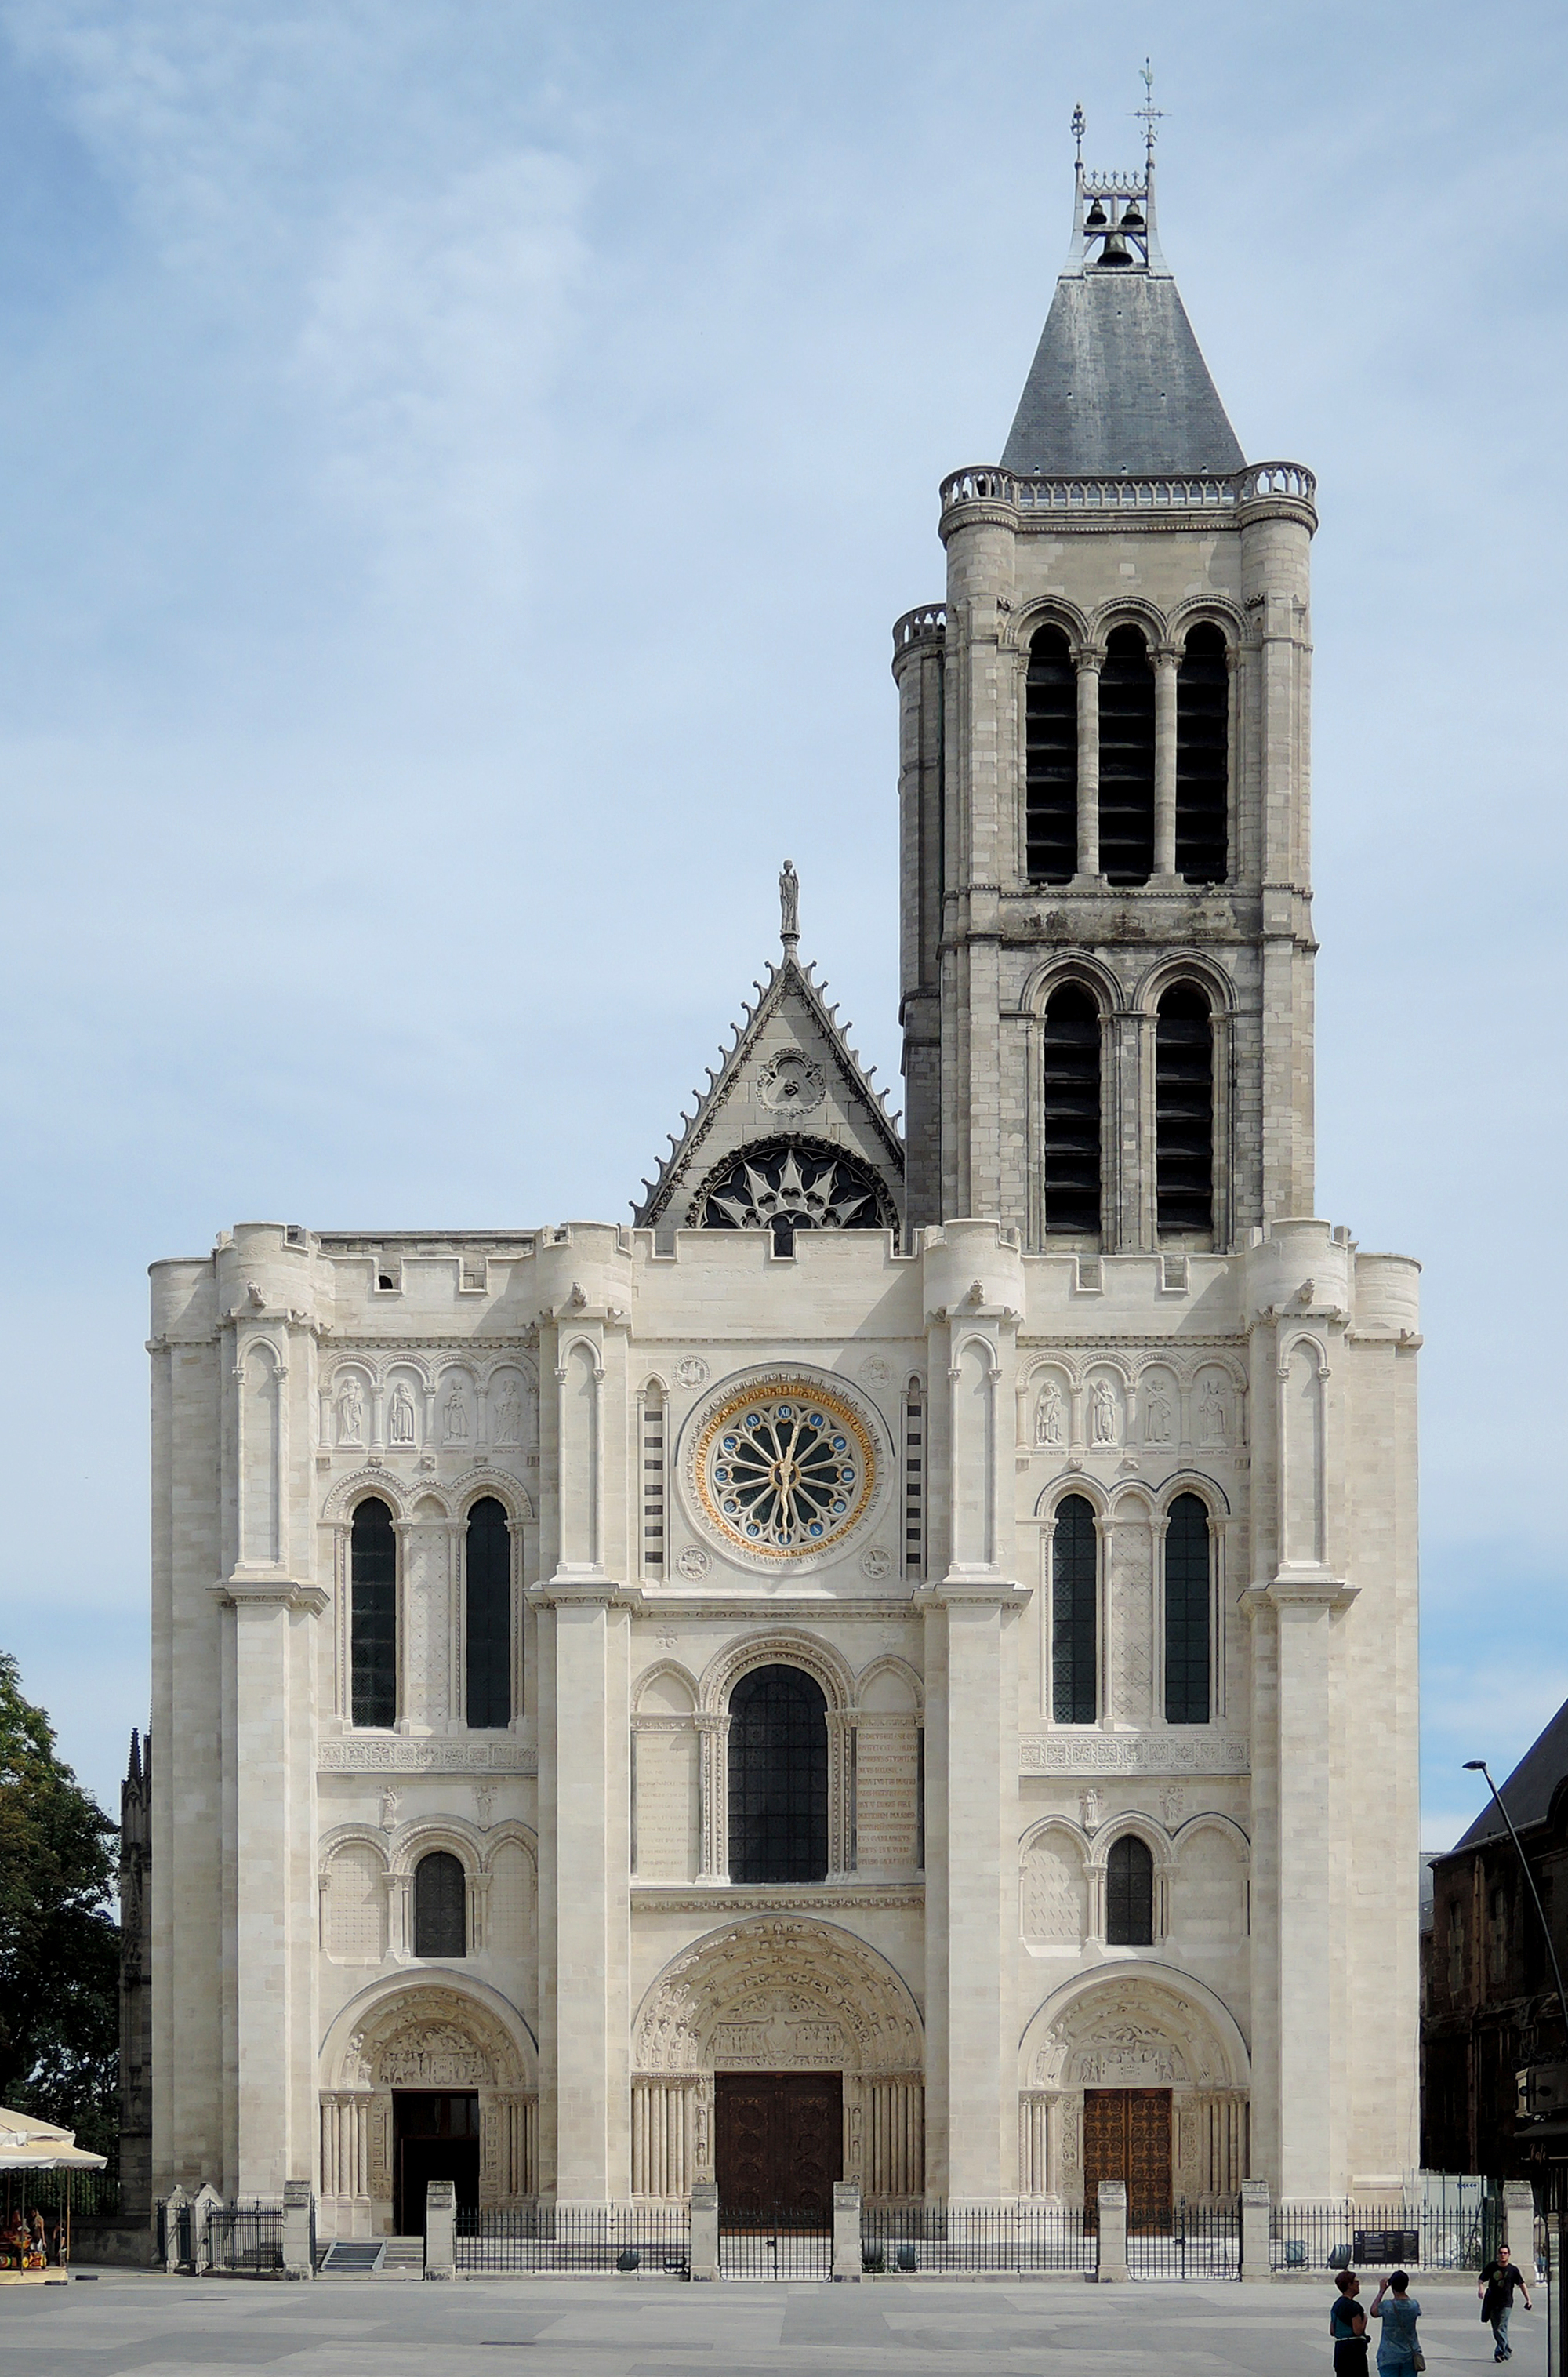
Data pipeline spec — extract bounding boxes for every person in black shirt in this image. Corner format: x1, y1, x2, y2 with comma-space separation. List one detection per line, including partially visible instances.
1479, 2242, 1533, 2361
1330, 2269, 1369, 2377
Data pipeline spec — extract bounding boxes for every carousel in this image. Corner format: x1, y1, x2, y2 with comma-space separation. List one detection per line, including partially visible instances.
0, 2106, 107, 2282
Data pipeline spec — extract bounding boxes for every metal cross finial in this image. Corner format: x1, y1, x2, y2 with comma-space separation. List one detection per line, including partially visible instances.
1071, 103, 1085, 165
1135, 58, 1163, 166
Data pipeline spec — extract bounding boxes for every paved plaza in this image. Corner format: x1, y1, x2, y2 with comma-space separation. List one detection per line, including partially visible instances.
0, 2273, 1549, 2377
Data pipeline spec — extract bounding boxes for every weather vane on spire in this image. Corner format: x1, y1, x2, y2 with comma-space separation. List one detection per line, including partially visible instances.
1134, 59, 1163, 169
1071, 102, 1084, 165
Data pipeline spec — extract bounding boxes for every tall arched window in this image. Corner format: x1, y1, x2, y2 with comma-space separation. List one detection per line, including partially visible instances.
1156, 983, 1214, 1238
1163, 1492, 1211, 1725
1025, 625, 1076, 884
1106, 1835, 1154, 1946
1098, 625, 1155, 885
727, 1664, 829, 1885
1043, 984, 1101, 1237
413, 1851, 466, 1957
465, 1497, 511, 1731
1176, 622, 1229, 882
350, 1497, 397, 1729
1051, 1495, 1097, 1725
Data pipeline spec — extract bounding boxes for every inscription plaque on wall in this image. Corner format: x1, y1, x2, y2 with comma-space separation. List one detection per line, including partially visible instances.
855, 1725, 920, 1872
636, 1730, 699, 1883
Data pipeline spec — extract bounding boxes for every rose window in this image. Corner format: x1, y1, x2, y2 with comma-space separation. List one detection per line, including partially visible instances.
687, 1376, 881, 1565
694, 1137, 892, 1255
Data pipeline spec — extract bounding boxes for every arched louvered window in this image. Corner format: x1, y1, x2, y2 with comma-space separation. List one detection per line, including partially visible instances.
413, 1851, 466, 1957
1176, 622, 1229, 882
641, 1386, 666, 1579
1043, 983, 1101, 1236
1156, 983, 1214, 1238
465, 1496, 510, 1731
1163, 1492, 1211, 1725
1098, 625, 1155, 885
350, 1497, 397, 1728
1106, 1834, 1155, 1946
727, 1664, 829, 1884
903, 1381, 924, 1579
1025, 626, 1076, 884
1051, 1495, 1098, 1725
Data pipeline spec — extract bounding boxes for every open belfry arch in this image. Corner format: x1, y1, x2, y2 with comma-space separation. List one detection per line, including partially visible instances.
138, 87, 1417, 2234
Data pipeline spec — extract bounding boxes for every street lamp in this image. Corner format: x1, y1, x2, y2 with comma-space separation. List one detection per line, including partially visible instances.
1463, 1760, 1568, 2048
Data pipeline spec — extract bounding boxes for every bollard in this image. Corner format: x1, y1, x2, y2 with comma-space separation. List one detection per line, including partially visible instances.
1096, 2180, 1130, 2282
281, 2179, 314, 2280
832, 2180, 862, 2281
423, 2179, 456, 2279
1240, 2179, 1272, 2283
689, 2180, 719, 2281
162, 2186, 188, 2276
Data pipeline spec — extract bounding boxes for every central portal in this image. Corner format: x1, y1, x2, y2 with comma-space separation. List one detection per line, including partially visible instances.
714, 2071, 843, 2217
1083, 2088, 1172, 2231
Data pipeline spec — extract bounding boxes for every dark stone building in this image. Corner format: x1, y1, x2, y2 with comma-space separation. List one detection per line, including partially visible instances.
1423, 1704, 1568, 2178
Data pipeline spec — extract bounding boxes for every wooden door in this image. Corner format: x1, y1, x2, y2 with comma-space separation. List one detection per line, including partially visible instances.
1082, 2088, 1172, 2230
713, 2072, 843, 2218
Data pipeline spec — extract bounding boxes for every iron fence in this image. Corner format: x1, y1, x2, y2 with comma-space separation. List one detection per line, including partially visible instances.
718, 2209, 832, 2280
861, 2201, 1094, 2274
206, 2201, 285, 2275
1126, 2197, 1240, 2280
1269, 2200, 1496, 2273
456, 2203, 691, 2275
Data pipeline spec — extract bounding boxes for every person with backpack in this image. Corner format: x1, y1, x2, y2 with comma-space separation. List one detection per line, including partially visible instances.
1479, 2241, 1533, 2361
1330, 2270, 1370, 2377
1369, 2271, 1424, 2373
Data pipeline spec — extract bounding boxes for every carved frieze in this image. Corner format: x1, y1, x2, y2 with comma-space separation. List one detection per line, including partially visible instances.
1020, 1732, 1247, 1775
319, 1739, 537, 1774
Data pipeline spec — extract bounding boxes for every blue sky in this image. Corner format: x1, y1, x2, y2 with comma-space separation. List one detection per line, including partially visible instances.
0, 0, 1563, 1850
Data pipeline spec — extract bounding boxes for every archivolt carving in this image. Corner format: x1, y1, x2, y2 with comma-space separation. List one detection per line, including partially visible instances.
698, 1630, 855, 1717
633, 1918, 922, 2077
1020, 1967, 1249, 2095
326, 1975, 535, 2092
322, 1467, 414, 1521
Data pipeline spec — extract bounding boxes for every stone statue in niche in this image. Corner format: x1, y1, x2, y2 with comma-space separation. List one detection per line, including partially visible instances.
443, 1381, 470, 1444
336, 1376, 365, 1446
493, 1379, 524, 1445
1079, 1786, 1103, 1834
1089, 1379, 1119, 1448
1035, 1379, 1065, 1448
388, 1383, 416, 1446
1143, 1375, 1174, 1446
1196, 1378, 1228, 1448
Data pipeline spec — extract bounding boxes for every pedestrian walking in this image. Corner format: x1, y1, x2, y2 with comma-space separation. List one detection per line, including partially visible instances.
1330, 2270, 1370, 2377
1479, 2241, 1533, 2361
1370, 2271, 1424, 2374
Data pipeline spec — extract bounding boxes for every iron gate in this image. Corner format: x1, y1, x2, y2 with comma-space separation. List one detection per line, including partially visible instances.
1127, 2197, 1240, 2280
719, 2208, 833, 2279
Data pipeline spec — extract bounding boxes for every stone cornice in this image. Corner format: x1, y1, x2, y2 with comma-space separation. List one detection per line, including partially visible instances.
211, 1575, 330, 1616
630, 1883, 924, 1914
627, 1596, 917, 1622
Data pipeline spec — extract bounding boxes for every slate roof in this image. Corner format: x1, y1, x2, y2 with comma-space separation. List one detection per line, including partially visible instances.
1452, 1697, 1568, 1850
1000, 269, 1245, 479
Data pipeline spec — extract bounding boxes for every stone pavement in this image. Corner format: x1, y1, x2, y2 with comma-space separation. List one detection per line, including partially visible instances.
0, 2271, 1550, 2377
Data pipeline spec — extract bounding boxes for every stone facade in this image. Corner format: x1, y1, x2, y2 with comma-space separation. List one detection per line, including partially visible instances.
140, 151, 1420, 2225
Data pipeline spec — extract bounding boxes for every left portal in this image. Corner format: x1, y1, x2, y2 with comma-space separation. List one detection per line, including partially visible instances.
394, 2092, 481, 2234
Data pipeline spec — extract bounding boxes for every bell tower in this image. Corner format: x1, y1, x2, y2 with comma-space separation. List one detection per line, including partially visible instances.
895, 100, 1317, 1252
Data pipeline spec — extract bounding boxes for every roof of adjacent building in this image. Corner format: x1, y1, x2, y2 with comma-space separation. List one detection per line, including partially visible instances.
1001, 268, 1245, 478
1453, 1698, 1568, 1850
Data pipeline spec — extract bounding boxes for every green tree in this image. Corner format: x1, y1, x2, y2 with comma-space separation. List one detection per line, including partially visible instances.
0, 1652, 119, 2155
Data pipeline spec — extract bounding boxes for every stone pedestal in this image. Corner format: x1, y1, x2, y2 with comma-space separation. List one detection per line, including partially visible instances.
832, 2180, 862, 2281
423, 2179, 456, 2280
281, 2179, 313, 2280
1240, 2178, 1271, 2283
1095, 2180, 1129, 2282
689, 2180, 719, 2282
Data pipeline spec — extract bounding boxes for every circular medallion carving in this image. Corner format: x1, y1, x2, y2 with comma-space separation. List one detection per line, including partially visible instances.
681, 1370, 887, 1572
860, 1545, 892, 1579
758, 1049, 826, 1115
677, 1544, 710, 1579
674, 1356, 709, 1389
